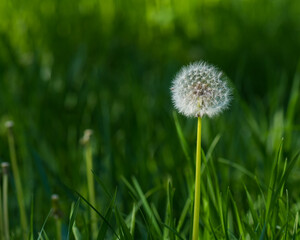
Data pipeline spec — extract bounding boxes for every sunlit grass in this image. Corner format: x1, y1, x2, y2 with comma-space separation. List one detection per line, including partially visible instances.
1, 108, 299, 239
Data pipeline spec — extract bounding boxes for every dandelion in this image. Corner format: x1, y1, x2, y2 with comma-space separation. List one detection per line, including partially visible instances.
171, 61, 232, 240
171, 61, 231, 118
80, 129, 97, 240
2, 162, 10, 240
51, 194, 63, 240
5, 121, 28, 237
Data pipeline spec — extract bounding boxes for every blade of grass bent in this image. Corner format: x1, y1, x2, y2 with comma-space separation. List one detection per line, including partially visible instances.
121, 176, 138, 199
76, 191, 120, 239
92, 170, 112, 199
67, 198, 81, 240
42, 229, 50, 240
176, 198, 191, 233
97, 190, 117, 240
72, 222, 82, 240
160, 222, 185, 240
132, 176, 162, 237
218, 158, 256, 181
115, 207, 133, 240
37, 209, 53, 240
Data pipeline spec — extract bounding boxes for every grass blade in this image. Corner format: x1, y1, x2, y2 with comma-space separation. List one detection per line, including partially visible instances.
202, 134, 221, 174
173, 111, 192, 166
284, 190, 289, 240
130, 203, 136, 237
228, 190, 244, 239
292, 212, 299, 239
121, 176, 138, 199
218, 192, 229, 240
265, 139, 283, 219
166, 180, 175, 240
92, 170, 112, 199
97, 190, 117, 240
243, 185, 259, 226
132, 176, 162, 237
28, 197, 34, 240
218, 158, 256, 180
209, 220, 218, 240
72, 222, 82, 240
115, 207, 133, 240
67, 198, 81, 240
37, 209, 53, 240
176, 198, 191, 233
286, 61, 300, 149
160, 222, 185, 240
76, 191, 120, 240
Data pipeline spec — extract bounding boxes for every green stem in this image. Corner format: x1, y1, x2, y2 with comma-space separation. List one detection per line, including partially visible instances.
130, 203, 136, 237
85, 139, 97, 240
0, 184, 4, 240
3, 165, 9, 240
56, 219, 62, 240
7, 129, 28, 236
51, 194, 62, 240
192, 117, 202, 240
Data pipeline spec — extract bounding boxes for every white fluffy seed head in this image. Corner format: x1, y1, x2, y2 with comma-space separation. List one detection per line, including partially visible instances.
171, 61, 232, 118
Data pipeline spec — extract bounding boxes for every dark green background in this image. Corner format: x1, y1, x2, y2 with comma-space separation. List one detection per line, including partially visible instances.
0, 0, 299, 237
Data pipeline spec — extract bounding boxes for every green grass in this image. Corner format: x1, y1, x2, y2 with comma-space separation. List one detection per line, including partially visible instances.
0, 0, 300, 239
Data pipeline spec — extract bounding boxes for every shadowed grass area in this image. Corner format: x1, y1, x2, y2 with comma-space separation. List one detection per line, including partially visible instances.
0, 0, 300, 239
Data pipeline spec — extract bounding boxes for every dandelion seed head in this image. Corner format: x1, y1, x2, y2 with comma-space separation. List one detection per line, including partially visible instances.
80, 129, 93, 145
51, 194, 63, 219
171, 61, 232, 118
51, 194, 59, 201
1, 162, 10, 174
5, 120, 14, 129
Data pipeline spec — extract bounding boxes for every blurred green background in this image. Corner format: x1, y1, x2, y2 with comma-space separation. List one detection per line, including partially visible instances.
0, 0, 300, 237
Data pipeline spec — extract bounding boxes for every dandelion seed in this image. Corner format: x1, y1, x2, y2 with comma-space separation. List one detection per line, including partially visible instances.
171, 61, 232, 118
